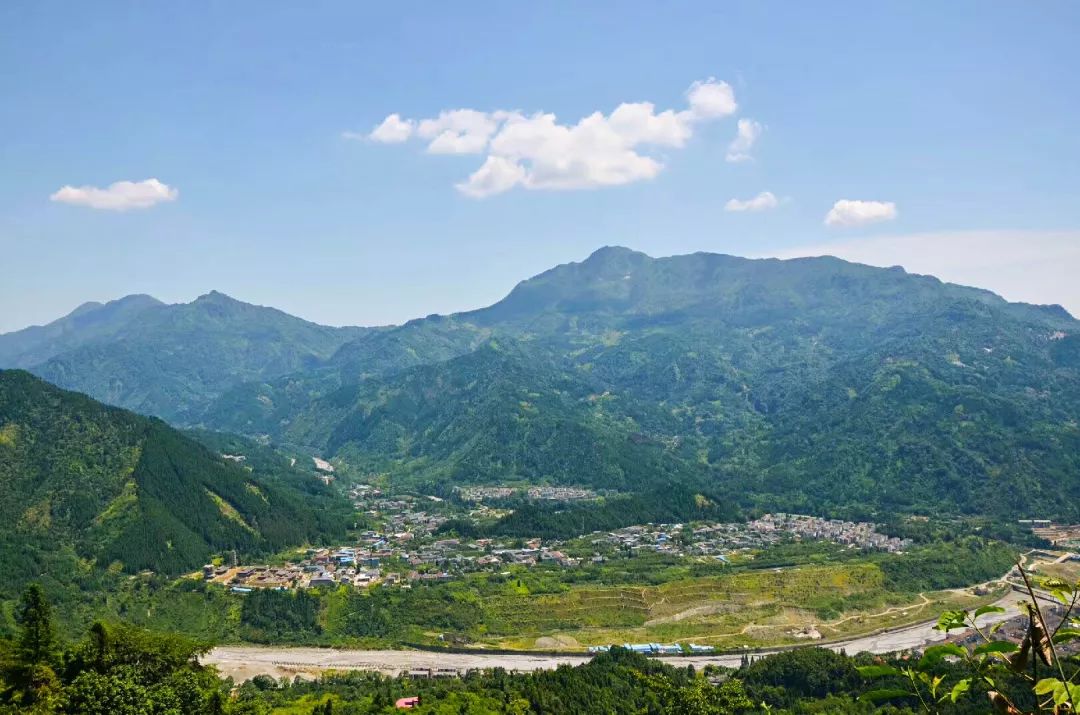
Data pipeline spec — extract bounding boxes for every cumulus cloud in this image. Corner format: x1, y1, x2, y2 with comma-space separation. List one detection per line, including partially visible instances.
824, 199, 897, 227
725, 191, 779, 212
366, 113, 415, 143
49, 178, 178, 211
455, 156, 528, 198
685, 78, 739, 119
726, 118, 762, 162
362, 78, 740, 197
416, 109, 503, 154
765, 230, 1080, 317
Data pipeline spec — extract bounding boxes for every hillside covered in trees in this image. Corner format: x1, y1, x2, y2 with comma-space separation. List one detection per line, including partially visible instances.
3, 581, 1076, 714
6, 247, 1080, 521
0, 291, 366, 424
0, 370, 347, 613
207, 248, 1080, 521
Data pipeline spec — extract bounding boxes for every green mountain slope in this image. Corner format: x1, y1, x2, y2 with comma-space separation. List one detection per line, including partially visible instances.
20, 291, 366, 424
314, 342, 708, 491
0, 294, 162, 368
0, 370, 346, 598
202, 248, 1080, 520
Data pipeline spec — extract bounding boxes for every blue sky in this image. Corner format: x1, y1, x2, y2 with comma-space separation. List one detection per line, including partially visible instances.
1, 2, 1078, 332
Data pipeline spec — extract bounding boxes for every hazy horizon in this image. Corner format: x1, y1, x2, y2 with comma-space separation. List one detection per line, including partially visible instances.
3, 3, 1077, 332
5, 241, 1079, 336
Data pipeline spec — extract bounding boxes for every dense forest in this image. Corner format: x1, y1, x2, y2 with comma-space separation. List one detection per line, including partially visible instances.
0, 371, 348, 632
0, 291, 365, 424
6, 249, 1080, 524
3, 582, 1076, 714
202, 248, 1080, 523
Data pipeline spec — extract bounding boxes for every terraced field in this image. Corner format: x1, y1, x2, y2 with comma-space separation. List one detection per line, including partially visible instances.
477, 564, 997, 651
1033, 559, 1080, 583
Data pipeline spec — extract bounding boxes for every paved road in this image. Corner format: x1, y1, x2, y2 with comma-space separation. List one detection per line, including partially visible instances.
205, 592, 1026, 681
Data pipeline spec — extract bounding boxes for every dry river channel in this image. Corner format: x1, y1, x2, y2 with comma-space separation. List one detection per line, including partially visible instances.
205, 590, 1030, 681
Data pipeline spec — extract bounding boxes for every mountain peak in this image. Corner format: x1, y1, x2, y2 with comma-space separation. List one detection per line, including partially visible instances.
193, 290, 239, 304
583, 245, 650, 264
0, 293, 164, 368
69, 300, 106, 317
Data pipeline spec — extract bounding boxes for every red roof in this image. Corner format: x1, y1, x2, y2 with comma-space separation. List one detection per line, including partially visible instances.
395, 696, 420, 709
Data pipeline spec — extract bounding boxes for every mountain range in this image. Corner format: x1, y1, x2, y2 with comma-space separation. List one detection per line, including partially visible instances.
4, 246, 1080, 520
0, 291, 366, 424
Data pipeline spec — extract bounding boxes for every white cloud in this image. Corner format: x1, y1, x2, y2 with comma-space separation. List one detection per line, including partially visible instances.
765, 230, 1080, 316
824, 199, 897, 227
49, 178, 178, 211
685, 78, 738, 119
417, 109, 501, 154
366, 113, 415, 143
725, 191, 779, 212
455, 156, 527, 198
362, 78, 741, 198
726, 118, 762, 162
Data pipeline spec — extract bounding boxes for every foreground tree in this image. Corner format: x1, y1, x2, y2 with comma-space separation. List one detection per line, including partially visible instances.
860, 560, 1080, 713
16, 584, 57, 668
1, 583, 62, 710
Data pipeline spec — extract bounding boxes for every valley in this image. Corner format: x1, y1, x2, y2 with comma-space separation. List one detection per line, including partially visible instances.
7, 7, 1079, 709
2, 247, 1079, 712
111, 480, 1021, 654
202, 585, 1025, 681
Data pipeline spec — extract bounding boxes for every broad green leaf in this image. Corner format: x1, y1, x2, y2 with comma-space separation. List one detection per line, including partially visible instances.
919, 642, 967, 667
973, 641, 1019, 655
1052, 628, 1080, 645
1041, 577, 1074, 605
973, 605, 1005, 620
1033, 678, 1079, 707
935, 610, 968, 632
1041, 577, 1073, 592
949, 678, 971, 703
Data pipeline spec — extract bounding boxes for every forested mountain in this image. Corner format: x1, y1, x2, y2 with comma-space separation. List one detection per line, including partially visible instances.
1, 291, 366, 424
0, 294, 162, 368
202, 247, 1080, 520
8, 248, 1080, 521
0, 370, 345, 602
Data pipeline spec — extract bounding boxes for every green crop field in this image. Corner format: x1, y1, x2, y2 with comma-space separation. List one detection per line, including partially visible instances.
70, 540, 1015, 653
475, 563, 1001, 651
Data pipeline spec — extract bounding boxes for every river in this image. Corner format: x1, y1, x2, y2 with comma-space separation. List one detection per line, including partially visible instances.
205, 591, 1026, 681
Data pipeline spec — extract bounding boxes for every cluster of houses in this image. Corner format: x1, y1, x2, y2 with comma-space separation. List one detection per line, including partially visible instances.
212, 533, 588, 593
525, 486, 597, 500
590, 514, 910, 560
205, 546, 389, 592
352, 488, 452, 536
748, 513, 912, 552
395, 537, 580, 572
210, 475, 914, 596
455, 485, 598, 502
214, 509, 914, 594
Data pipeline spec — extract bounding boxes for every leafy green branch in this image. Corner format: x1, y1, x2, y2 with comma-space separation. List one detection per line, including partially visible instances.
859, 559, 1080, 713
